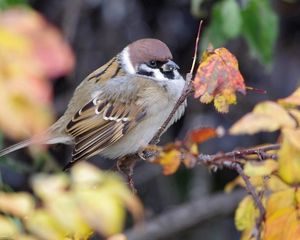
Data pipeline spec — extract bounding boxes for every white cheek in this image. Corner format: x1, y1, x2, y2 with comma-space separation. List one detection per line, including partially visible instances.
121, 47, 135, 74
152, 68, 170, 81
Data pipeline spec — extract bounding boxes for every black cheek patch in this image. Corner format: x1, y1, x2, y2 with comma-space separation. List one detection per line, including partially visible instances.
137, 69, 154, 77
162, 70, 175, 80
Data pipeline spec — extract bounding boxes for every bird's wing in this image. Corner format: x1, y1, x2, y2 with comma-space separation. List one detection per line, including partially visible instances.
64, 94, 146, 167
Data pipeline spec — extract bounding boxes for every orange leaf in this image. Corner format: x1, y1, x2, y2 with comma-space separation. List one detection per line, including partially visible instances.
193, 46, 246, 113
264, 189, 300, 240
186, 127, 224, 144
182, 143, 198, 168
153, 149, 181, 175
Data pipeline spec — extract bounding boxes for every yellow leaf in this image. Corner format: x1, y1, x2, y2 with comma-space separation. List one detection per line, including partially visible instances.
71, 162, 105, 188
32, 174, 69, 200
244, 160, 278, 177
26, 210, 66, 240
0, 192, 35, 217
107, 234, 128, 240
214, 90, 237, 113
278, 87, 300, 107
235, 196, 257, 231
224, 176, 244, 193
75, 188, 125, 237
45, 193, 91, 237
278, 129, 300, 184
266, 189, 295, 218
266, 176, 290, 192
230, 101, 296, 135
225, 175, 265, 193
17, 235, 38, 240
288, 109, 300, 127
0, 215, 19, 238
154, 149, 182, 175
71, 163, 143, 223
264, 189, 300, 240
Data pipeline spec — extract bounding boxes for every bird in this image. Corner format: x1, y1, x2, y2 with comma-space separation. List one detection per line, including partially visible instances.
0, 38, 186, 170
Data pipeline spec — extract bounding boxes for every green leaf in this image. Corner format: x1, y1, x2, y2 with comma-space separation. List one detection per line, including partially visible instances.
201, 0, 241, 50
221, 0, 241, 38
241, 0, 278, 64
0, 0, 27, 10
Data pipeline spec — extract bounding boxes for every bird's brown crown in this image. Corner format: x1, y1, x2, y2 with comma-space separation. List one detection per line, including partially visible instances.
128, 39, 172, 68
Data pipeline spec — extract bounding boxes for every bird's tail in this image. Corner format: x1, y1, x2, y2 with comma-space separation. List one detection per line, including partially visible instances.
0, 139, 34, 158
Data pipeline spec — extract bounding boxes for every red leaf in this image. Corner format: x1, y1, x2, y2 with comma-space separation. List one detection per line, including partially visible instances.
193, 46, 246, 113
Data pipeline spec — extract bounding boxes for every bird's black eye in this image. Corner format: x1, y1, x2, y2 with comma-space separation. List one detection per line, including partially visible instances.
147, 60, 158, 68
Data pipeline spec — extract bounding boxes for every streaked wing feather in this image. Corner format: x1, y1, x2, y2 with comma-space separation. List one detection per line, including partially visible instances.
65, 96, 146, 163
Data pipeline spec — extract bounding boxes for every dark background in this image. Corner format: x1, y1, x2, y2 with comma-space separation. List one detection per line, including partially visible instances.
2, 0, 300, 239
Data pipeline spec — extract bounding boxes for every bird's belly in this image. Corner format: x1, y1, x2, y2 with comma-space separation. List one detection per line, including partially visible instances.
100, 105, 172, 159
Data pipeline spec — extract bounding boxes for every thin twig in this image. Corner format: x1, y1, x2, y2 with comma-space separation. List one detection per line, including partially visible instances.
150, 21, 203, 145
198, 144, 280, 165
149, 74, 193, 145
190, 20, 203, 74
230, 163, 265, 240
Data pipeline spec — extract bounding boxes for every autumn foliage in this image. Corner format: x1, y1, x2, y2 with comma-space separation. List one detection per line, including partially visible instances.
0, 4, 299, 240
0, 8, 74, 139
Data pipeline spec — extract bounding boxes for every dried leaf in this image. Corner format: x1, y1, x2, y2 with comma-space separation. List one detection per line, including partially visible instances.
186, 127, 224, 144
230, 101, 296, 135
194, 46, 246, 113
182, 143, 198, 168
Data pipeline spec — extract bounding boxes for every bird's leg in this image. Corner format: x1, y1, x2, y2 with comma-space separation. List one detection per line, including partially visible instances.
116, 155, 138, 193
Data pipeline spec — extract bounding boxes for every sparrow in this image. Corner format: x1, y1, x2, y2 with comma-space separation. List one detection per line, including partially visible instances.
0, 38, 186, 170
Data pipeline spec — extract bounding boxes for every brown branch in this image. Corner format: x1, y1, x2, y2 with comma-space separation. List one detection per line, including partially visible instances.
197, 144, 280, 166
125, 190, 245, 240
230, 163, 264, 240
196, 143, 281, 240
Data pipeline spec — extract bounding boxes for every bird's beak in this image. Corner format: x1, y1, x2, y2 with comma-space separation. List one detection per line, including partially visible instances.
161, 60, 180, 72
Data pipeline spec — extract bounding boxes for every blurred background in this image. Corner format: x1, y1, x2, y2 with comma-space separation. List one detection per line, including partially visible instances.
0, 0, 300, 239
